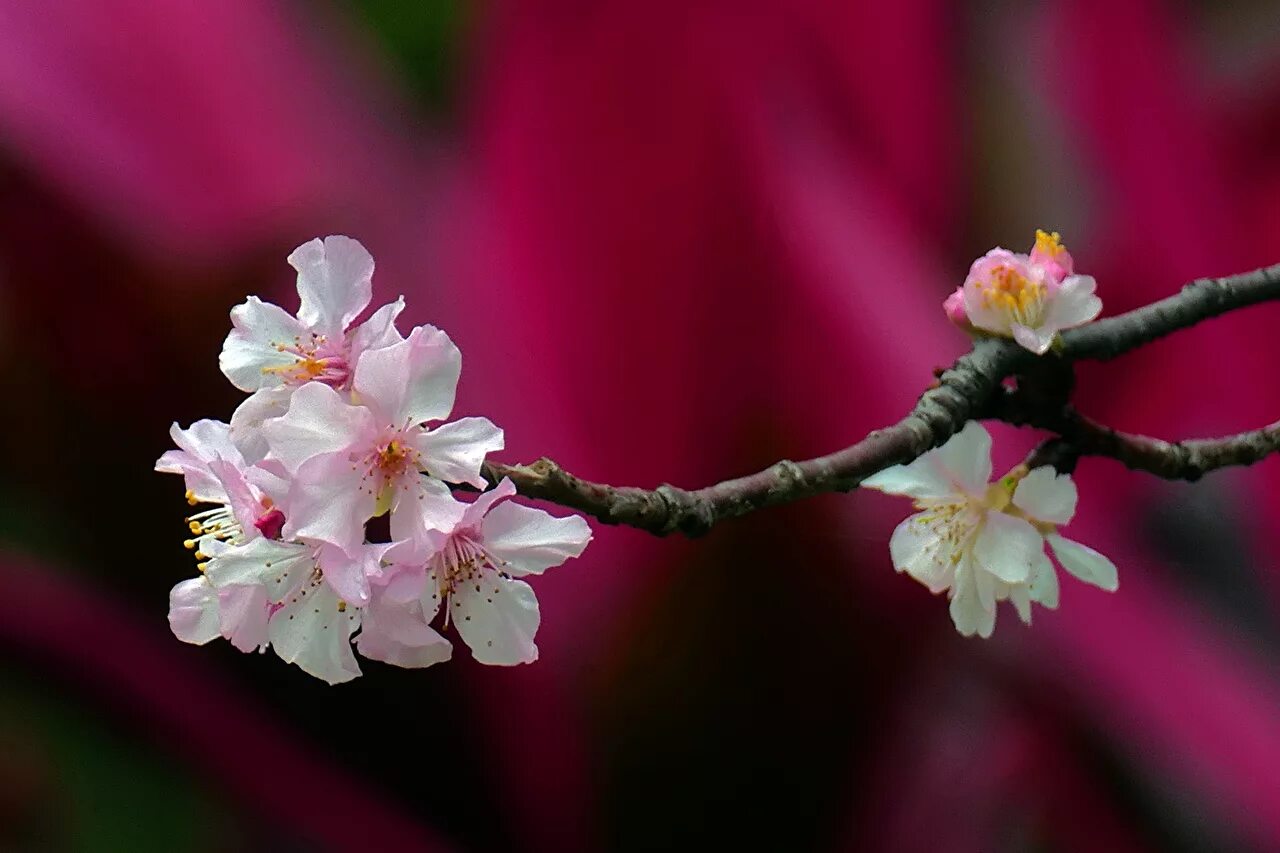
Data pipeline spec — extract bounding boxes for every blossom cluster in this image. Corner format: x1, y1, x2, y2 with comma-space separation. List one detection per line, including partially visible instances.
158, 236, 592, 683
944, 229, 1102, 354
863, 422, 1118, 637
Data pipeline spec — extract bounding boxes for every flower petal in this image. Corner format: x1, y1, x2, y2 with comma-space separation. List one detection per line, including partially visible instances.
861, 460, 952, 499
888, 513, 953, 593
356, 588, 452, 669
315, 543, 373, 608
348, 297, 406, 358
1046, 275, 1102, 329
353, 324, 461, 426
459, 477, 518, 529
1012, 466, 1078, 525
262, 381, 375, 474
217, 584, 270, 652
1009, 584, 1033, 625
413, 417, 504, 488
1029, 549, 1059, 609
229, 386, 294, 464
204, 538, 313, 602
168, 577, 221, 645
219, 296, 306, 391
1011, 323, 1056, 355
932, 420, 993, 495
450, 570, 540, 665
481, 502, 591, 576
948, 562, 995, 638
289, 235, 374, 337
269, 576, 362, 684
282, 454, 374, 553
1047, 533, 1119, 592
388, 475, 464, 542
973, 511, 1040, 584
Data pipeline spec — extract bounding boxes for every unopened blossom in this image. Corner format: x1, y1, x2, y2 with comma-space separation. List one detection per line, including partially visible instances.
366, 478, 592, 666
861, 421, 1117, 637
959, 230, 1102, 355
262, 324, 503, 552
219, 236, 405, 457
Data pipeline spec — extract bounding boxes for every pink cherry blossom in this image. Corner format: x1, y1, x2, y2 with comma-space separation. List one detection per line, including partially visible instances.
371, 478, 593, 666
262, 324, 504, 552
219, 236, 405, 456
959, 231, 1102, 354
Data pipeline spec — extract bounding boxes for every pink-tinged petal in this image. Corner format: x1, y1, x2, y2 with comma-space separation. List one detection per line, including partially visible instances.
289, 236, 374, 338
1046, 275, 1103, 330
1011, 322, 1056, 355
269, 577, 361, 684
932, 420, 993, 495
974, 511, 1040, 584
378, 563, 429, 604
481, 502, 591, 576
207, 458, 263, 535
262, 381, 375, 474
168, 577, 221, 645
460, 477, 519, 529
942, 286, 971, 328
229, 386, 294, 463
1029, 550, 1060, 609
1047, 533, 1119, 592
888, 513, 952, 592
1012, 466, 1078, 525
354, 325, 460, 427
961, 248, 1026, 334
356, 588, 452, 669
156, 419, 241, 502
861, 459, 952, 499
315, 543, 372, 608
204, 538, 312, 602
282, 455, 373, 553
388, 476, 464, 542
413, 417, 504, 488
219, 296, 306, 391
348, 297, 406, 358
450, 570, 540, 666
217, 584, 270, 652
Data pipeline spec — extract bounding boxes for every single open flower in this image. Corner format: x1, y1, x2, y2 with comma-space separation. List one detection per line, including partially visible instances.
861, 421, 1117, 637
959, 230, 1101, 354
370, 478, 593, 666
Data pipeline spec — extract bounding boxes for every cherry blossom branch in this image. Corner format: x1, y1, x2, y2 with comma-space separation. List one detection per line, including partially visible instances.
479, 261, 1280, 536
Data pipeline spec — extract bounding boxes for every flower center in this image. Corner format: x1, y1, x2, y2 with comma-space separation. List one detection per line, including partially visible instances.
263, 332, 350, 388
978, 263, 1045, 323
430, 533, 511, 628
912, 497, 982, 566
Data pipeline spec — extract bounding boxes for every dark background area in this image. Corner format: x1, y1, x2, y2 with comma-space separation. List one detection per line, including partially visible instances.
3, 1, 1280, 850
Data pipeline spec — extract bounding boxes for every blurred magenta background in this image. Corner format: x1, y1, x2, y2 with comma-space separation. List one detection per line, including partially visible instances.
2, 2, 1280, 850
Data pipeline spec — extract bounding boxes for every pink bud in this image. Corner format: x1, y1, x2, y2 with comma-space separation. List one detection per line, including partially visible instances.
253, 508, 286, 540
943, 287, 973, 330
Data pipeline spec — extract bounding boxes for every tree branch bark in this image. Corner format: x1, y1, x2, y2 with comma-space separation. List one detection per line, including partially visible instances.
474, 262, 1280, 535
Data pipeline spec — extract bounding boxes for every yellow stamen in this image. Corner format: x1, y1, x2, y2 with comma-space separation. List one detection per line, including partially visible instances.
183, 539, 197, 550
196, 562, 209, 573
1034, 229, 1066, 259
185, 489, 198, 506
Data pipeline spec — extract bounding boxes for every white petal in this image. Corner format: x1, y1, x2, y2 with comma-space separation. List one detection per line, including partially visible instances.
229, 386, 294, 464
450, 570, 540, 665
414, 418, 504, 488
932, 421, 993, 494
315, 543, 373, 608
262, 381, 375, 474
290, 236, 374, 337
1012, 466, 1078, 525
973, 511, 1040, 583
348, 297, 406, 357
353, 325, 461, 427
1009, 584, 1033, 625
220, 296, 306, 391
168, 578, 221, 645
481, 502, 591, 576
1011, 323, 1056, 355
204, 538, 313, 602
888, 514, 953, 593
948, 563, 994, 638
1047, 533, 1119, 592
269, 577, 362, 684
460, 477, 519, 529
861, 460, 952, 499
1029, 550, 1059, 609
1047, 275, 1102, 329
389, 475, 465, 542
217, 584, 270, 652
